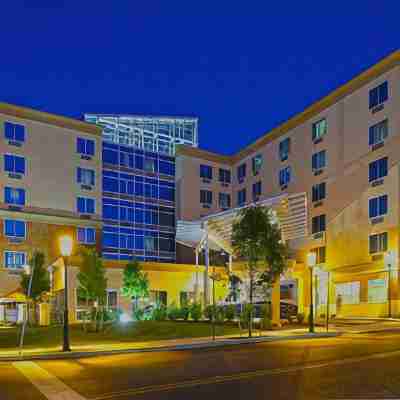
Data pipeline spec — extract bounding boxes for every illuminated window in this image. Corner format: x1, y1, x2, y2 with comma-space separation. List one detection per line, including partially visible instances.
369, 157, 388, 182
369, 120, 388, 146
369, 232, 388, 254
200, 165, 213, 180
312, 182, 326, 202
4, 122, 25, 143
369, 195, 388, 218
252, 154, 263, 176
312, 119, 327, 141
369, 81, 388, 109
279, 138, 290, 161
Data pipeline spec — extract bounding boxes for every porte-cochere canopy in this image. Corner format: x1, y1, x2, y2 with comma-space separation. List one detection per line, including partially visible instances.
176, 192, 308, 255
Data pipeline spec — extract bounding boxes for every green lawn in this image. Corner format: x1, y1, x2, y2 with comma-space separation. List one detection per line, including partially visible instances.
0, 321, 242, 350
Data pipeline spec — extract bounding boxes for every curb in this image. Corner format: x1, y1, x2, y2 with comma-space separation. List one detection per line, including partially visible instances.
0, 332, 339, 362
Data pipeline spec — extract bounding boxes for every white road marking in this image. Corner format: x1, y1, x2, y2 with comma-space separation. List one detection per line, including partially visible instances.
13, 361, 87, 400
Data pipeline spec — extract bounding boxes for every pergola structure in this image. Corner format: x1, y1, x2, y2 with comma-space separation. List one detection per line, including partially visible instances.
176, 192, 308, 319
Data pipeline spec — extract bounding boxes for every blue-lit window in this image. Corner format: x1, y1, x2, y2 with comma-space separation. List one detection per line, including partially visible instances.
145, 237, 157, 252
77, 167, 95, 186
103, 177, 119, 193
312, 150, 326, 171
237, 163, 246, 182
237, 188, 246, 206
252, 154, 263, 176
4, 154, 25, 175
4, 219, 26, 238
4, 122, 25, 142
312, 214, 326, 234
77, 197, 95, 214
103, 232, 119, 248
369, 120, 388, 146
219, 193, 231, 209
200, 190, 212, 205
4, 187, 25, 206
312, 119, 327, 142
279, 138, 291, 161
200, 165, 213, 180
77, 138, 95, 156
144, 158, 156, 173
369, 195, 388, 218
103, 204, 118, 220
219, 168, 231, 184
103, 148, 118, 165
77, 227, 96, 244
252, 181, 262, 200
312, 182, 326, 202
159, 160, 175, 176
159, 186, 174, 201
369, 157, 388, 182
369, 81, 388, 109
120, 152, 134, 168
279, 166, 291, 186
4, 251, 26, 269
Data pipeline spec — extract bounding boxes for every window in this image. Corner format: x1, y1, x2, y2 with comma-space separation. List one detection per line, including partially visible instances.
4, 154, 25, 175
311, 246, 326, 264
4, 219, 26, 238
77, 197, 95, 214
252, 181, 262, 200
369, 157, 388, 182
368, 279, 387, 303
77, 168, 95, 186
200, 190, 212, 205
4, 187, 25, 206
312, 182, 326, 202
312, 119, 327, 141
369, 195, 388, 218
4, 251, 26, 269
369, 119, 388, 146
369, 232, 388, 254
219, 193, 231, 209
237, 188, 246, 206
312, 150, 326, 171
4, 122, 25, 142
144, 158, 156, 173
312, 214, 326, 234
219, 168, 231, 184
106, 290, 118, 310
159, 160, 175, 176
252, 154, 263, 176
77, 138, 95, 156
335, 282, 360, 305
279, 138, 291, 161
77, 227, 96, 244
279, 166, 291, 186
200, 164, 213, 180
369, 81, 388, 109
150, 290, 167, 306
144, 236, 156, 252
237, 163, 246, 182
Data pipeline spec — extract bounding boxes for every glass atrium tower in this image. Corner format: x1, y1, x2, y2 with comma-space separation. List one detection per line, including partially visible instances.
84, 115, 198, 262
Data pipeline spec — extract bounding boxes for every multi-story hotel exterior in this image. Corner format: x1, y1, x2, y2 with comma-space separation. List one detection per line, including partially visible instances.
1, 50, 400, 323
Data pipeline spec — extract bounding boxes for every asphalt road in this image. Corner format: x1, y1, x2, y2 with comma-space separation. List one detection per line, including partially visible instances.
3, 332, 400, 400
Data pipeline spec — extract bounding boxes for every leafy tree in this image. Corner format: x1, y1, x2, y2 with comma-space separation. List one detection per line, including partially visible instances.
77, 248, 107, 331
120, 259, 149, 318
20, 251, 50, 325
231, 205, 288, 337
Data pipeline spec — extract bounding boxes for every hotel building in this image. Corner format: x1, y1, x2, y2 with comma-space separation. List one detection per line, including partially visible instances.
1, 50, 400, 323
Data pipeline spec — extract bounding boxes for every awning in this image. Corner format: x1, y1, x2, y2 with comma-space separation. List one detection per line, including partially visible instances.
176, 192, 308, 254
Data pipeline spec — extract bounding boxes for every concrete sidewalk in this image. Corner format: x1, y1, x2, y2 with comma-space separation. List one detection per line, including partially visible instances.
0, 328, 338, 362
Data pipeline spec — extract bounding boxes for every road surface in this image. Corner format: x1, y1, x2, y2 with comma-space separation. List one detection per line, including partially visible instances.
3, 331, 400, 399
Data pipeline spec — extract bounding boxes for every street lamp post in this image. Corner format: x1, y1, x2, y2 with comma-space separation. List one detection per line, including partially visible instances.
19, 263, 34, 356
59, 235, 73, 352
307, 252, 317, 334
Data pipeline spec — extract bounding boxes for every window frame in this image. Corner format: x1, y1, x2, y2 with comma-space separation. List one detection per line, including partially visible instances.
3, 250, 27, 270
312, 214, 326, 234
369, 232, 388, 254
369, 81, 388, 110
4, 153, 26, 175
77, 137, 95, 156
312, 150, 326, 172
77, 197, 96, 214
200, 189, 213, 205
312, 118, 327, 142
279, 166, 291, 186
3, 219, 26, 239
4, 121, 26, 143
369, 157, 388, 182
369, 119, 388, 146
77, 227, 96, 244
200, 164, 213, 180
4, 187, 26, 206
312, 182, 326, 202
279, 137, 291, 161
368, 194, 388, 219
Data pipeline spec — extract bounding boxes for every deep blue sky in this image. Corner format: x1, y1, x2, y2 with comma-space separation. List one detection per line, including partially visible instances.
2, 1, 399, 155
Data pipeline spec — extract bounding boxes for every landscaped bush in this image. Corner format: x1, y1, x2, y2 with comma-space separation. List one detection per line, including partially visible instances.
225, 304, 236, 322
239, 304, 254, 328
180, 306, 190, 321
152, 305, 167, 321
260, 304, 272, 330
204, 305, 217, 321
297, 313, 305, 324
215, 305, 226, 323
190, 303, 202, 321
167, 303, 180, 321
133, 308, 145, 321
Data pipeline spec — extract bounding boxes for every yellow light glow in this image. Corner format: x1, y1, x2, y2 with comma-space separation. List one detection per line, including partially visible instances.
59, 235, 73, 257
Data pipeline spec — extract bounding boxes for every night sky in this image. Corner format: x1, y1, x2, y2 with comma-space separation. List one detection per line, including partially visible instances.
2, 1, 399, 155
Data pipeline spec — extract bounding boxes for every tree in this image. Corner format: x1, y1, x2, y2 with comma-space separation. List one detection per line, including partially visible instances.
121, 259, 149, 319
77, 248, 107, 331
20, 251, 50, 325
231, 205, 288, 337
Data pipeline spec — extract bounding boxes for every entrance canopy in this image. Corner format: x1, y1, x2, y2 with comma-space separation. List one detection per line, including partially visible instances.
176, 192, 308, 255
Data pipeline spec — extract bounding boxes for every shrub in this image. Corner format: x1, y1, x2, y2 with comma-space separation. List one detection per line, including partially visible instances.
225, 304, 236, 322
190, 303, 202, 321
152, 305, 167, 321
239, 304, 254, 328
180, 306, 190, 321
204, 305, 217, 321
297, 312, 305, 324
167, 303, 180, 321
260, 304, 272, 330
133, 308, 144, 321
215, 305, 226, 323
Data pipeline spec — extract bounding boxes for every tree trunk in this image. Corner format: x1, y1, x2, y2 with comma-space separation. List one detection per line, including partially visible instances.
249, 269, 253, 338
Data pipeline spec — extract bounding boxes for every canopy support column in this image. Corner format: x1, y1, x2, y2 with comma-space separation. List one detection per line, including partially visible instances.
204, 232, 210, 306
195, 249, 200, 302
